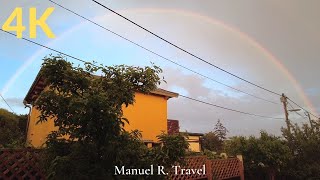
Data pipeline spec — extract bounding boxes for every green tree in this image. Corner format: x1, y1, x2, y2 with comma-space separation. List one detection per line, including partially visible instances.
213, 119, 228, 140
36, 56, 187, 179
0, 108, 27, 148
225, 131, 291, 180
201, 132, 220, 152
201, 119, 228, 152
150, 133, 189, 167
282, 121, 320, 179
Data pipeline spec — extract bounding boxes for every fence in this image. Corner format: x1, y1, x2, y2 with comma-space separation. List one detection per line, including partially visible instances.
0, 149, 45, 180
170, 156, 244, 180
0, 149, 243, 180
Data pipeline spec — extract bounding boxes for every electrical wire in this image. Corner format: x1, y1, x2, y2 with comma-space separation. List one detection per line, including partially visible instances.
3, 1, 319, 119
287, 98, 319, 119
0, 29, 88, 65
91, 0, 282, 96
47, 0, 279, 105
0, 28, 283, 120
0, 93, 15, 113
287, 101, 307, 120
90, 0, 320, 119
180, 95, 284, 120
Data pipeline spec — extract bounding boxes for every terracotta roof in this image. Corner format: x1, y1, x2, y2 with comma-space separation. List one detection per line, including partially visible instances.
23, 73, 45, 104
24, 71, 178, 104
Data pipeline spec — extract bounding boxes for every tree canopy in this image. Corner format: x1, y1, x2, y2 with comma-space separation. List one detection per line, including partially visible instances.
281, 121, 320, 179
36, 56, 188, 179
225, 131, 291, 179
201, 119, 228, 152
36, 57, 163, 144
225, 120, 320, 180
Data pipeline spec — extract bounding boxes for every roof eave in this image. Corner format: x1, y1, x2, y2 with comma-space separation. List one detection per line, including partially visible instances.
23, 71, 43, 104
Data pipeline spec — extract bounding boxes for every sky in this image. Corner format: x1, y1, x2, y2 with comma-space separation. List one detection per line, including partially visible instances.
1, 0, 320, 136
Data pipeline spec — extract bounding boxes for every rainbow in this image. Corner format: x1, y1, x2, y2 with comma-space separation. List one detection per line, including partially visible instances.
1, 8, 317, 116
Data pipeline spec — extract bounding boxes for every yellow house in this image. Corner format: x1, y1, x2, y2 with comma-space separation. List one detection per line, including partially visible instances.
185, 132, 203, 152
24, 73, 178, 148
167, 119, 203, 152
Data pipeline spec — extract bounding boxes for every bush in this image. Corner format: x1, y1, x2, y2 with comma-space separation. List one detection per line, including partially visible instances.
0, 108, 27, 148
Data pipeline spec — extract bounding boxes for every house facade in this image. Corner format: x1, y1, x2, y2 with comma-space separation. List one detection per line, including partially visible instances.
185, 132, 203, 152
167, 119, 203, 152
24, 73, 178, 147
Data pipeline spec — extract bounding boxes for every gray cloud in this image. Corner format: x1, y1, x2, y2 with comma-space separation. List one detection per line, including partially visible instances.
2, 0, 319, 136
161, 67, 305, 136
5, 98, 25, 108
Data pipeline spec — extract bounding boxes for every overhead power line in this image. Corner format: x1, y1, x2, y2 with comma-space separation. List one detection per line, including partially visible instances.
287, 101, 307, 120
0, 28, 282, 120
0, 93, 15, 113
180, 95, 284, 120
89, 0, 320, 119
3, 1, 318, 120
91, 0, 282, 97
0, 29, 88, 65
48, 0, 279, 105
287, 98, 319, 119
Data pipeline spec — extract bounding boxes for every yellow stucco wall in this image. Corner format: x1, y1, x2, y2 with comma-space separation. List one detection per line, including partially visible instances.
27, 106, 56, 147
187, 135, 201, 152
27, 92, 168, 147
122, 92, 168, 142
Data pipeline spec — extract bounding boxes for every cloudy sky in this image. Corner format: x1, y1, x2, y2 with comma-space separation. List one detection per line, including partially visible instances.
1, 0, 319, 136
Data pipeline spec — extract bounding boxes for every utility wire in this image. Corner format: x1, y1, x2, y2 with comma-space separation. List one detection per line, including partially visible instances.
90, 0, 320, 119
0, 28, 283, 120
0, 29, 88, 65
0, 93, 15, 113
180, 95, 284, 120
287, 98, 319, 119
91, 0, 282, 97
3, 2, 318, 119
287, 101, 307, 120
47, 0, 279, 105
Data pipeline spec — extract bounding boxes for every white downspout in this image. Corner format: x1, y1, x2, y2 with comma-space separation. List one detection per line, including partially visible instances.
23, 100, 32, 147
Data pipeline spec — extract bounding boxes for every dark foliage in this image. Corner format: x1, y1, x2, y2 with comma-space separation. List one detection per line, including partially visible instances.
0, 108, 27, 148
201, 119, 228, 152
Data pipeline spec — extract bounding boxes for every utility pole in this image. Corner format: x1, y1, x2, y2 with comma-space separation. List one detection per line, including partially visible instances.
305, 111, 314, 129
280, 93, 290, 132
281, 93, 294, 153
